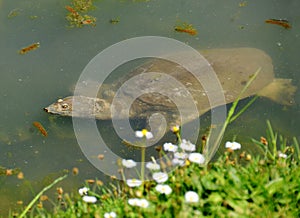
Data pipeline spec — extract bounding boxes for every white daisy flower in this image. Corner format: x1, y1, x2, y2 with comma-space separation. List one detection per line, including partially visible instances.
174, 152, 188, 159
180, 139, 196, 152
278, 152, 287, 159
128, 198, 140, 206
185, 191, 199, 203
122, 159, 137, 168
138, 199, 150, 208
78, 187, 89, 196
128, 198, 149, 208
163, 142, 178, 152
225, 141, 241, 150
172, 158, 185, 166
146, 162, 160, 170
104, 212, 117, 218
153, 172, 168, 183
135, 129, 153, 139
188, 153, 205, 164
82, 195, 97, 203
126, 179, 143, 187
155, 184, 172, 195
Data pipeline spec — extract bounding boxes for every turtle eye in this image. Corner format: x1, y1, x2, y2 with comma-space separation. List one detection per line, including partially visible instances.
61, 103, 69, 109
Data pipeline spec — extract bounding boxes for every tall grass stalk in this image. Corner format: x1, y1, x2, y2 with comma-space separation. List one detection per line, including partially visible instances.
205, 68, 261, 162
252, 120, 300, 162
293, 137, 300, 160
140, 138, 146, 181
19, 174, 68, 218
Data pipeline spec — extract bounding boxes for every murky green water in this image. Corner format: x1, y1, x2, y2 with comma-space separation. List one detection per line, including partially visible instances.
0, 0, 299, 215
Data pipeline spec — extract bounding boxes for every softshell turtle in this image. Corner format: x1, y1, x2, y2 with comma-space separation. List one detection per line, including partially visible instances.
44, 47, 296, 127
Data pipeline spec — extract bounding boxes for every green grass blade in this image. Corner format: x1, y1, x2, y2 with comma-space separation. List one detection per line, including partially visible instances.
251, 138, 267, 153
266, 120, 275, 143
19, 174, 68, 218
229, 95, 258, 123
205, 68, 261, 162
228, 67, 261, 120
293, 137, 300, 160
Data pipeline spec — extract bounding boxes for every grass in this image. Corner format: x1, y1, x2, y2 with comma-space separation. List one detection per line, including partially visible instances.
18, 175, 68, 218
204, 67, 261, 163
9, 121, 300, 218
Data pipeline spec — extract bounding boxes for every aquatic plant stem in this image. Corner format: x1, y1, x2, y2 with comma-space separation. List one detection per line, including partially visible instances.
141, 147, 145, 181
205, 68, 261, 162
19, 174, 68, 218
267, 120, 278, 161
229, 95, 258, 123
293, 137, 300, 161
141, 138, 146, 181
176, 132, 182, 145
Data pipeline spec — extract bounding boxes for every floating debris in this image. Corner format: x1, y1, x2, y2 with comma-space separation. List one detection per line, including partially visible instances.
265, 19, 291, 29
97, 154, 104, 160
0, 166, 21, 176
17, 172, 24, 179
5, 169, 13, 176
0, 131, 12, 145
33, 121, 48, 137
110, 18, 120, 24
86, 179, 95, 184
65, 0, 96, 28
7, 8, 22, 18
17, 201, 23, 205
29, 15, 39, 20
19, 42, 40, 54
65, 7, 96, 27
174, 22, 197, 36
239, 1, 247, 7
73, 0, 95, 12
72, 167, 79, 175
65, 5, 79, 17
80, 15, 96, 26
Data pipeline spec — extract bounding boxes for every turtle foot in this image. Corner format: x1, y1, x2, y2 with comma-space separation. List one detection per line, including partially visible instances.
258, 78, 297, 105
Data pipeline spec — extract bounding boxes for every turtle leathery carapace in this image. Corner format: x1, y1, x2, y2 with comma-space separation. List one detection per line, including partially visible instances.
44, 47, 296, 127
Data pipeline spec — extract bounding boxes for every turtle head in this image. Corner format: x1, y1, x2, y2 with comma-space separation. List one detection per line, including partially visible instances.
44, 96, 112, 119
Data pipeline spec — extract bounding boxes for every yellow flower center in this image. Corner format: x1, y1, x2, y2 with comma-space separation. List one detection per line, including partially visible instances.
172, 126, 180, 133
141, 129, 148, 136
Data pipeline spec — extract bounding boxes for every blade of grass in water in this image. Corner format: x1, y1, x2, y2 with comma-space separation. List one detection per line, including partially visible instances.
205, 67, 261, 162
19, 174, 68, 218
229, 95, 258, 123
293, 137, 300, 161
266, 120, 278, 158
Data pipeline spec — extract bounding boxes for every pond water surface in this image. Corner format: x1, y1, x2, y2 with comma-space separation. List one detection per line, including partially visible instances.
0, 0, 300, 215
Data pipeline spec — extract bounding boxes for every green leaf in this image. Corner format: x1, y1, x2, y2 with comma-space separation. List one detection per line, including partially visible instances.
207, 192, 223, 204
265, 178, 284, 196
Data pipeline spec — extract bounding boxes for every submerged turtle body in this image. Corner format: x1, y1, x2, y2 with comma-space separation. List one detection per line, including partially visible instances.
44, 47, 296, 126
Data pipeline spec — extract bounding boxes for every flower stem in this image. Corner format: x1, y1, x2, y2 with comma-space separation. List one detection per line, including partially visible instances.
141, 138, 146, 181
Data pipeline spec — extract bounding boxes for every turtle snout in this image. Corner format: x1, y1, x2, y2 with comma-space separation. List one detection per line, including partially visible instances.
44, 107, 49, 112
